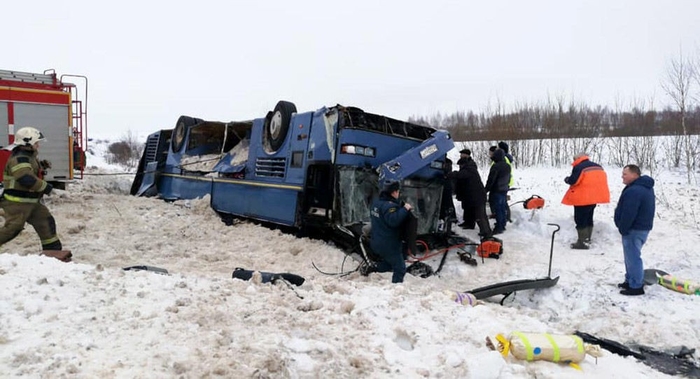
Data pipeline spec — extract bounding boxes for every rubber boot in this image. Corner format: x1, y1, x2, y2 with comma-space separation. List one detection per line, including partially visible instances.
583, 226, 593, 243
570, 228, 589, 250
42, 250, 72, 262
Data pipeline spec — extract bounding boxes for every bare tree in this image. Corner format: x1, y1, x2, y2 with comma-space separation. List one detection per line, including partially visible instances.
661, 48, 697, 183
107, 130, 144, 169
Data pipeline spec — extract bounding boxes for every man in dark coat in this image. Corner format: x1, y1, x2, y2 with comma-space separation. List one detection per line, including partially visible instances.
450, 149, 492, 237
614, 165, 655, 296
368, 180, 413, 283
453, 149, 475, 227
485, 148, 511, 234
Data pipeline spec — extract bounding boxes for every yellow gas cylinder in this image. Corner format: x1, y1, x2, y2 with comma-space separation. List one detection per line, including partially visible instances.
658, 274, 700, 295
491, 332, 603, 365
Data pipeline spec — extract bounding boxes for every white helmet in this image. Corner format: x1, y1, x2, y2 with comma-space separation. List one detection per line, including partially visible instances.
14, 127, 46, 146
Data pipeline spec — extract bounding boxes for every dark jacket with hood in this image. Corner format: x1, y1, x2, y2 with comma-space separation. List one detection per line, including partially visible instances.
498, 141, 515, 165
450, 156, 486, 205
614, 175, 655, 235
485, 149, 511, 194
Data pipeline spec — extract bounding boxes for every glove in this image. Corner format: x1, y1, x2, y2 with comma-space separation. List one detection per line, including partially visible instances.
39, 159, 52, 170
43, 183, 53, 195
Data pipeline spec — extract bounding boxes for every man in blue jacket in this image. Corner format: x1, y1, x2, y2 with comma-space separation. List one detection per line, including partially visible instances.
368, 180, 413, 283
614, 165, 655, 296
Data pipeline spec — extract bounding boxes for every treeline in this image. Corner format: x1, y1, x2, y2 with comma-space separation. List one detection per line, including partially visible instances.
447, 136, 697, 178
408, 102, 700, 142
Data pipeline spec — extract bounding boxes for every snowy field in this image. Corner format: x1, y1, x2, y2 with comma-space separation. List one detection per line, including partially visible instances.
0, 140, 699, 378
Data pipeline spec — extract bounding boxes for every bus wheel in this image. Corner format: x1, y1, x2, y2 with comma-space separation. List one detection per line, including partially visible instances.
265, 101, 296, 152
172, 116, 198, 153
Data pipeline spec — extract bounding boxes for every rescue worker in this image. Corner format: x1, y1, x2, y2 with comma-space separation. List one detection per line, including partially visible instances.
491, 143, 515, 188
0, 127, 70, 261
485, 148, 511, 234
367, 180, 412, 283
561, 153, 610, 249
497, 141, 515, 188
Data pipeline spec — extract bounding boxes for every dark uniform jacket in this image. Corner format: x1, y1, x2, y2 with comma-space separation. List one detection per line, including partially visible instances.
370, 192, 409, 258
485, 149, 511, 194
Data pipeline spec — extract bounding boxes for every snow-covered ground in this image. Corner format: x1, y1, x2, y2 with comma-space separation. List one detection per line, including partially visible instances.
0, 142, 698, 378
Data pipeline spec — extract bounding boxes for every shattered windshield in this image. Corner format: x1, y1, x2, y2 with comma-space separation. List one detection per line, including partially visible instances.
336, 167, 442, 235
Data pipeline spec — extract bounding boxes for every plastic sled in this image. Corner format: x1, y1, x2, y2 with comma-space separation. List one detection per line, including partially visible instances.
643, 268, 669, 286
465, 223, 561, 305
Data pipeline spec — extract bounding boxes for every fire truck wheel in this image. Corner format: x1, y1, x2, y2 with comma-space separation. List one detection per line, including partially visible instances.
171, 116, 198, 153
265, 101, 296, 152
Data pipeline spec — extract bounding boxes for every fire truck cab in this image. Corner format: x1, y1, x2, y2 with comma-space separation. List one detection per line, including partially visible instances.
0, 69, 87, 189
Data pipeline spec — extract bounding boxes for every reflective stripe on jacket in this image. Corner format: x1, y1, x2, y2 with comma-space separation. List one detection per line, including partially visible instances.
561, 156, 610, 206
2, 147, 47, 202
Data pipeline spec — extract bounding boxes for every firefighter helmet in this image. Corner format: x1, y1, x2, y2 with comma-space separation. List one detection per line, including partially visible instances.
15, 127, 46, 146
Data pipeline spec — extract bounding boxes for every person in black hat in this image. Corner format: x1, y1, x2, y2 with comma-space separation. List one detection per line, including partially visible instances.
450, 149, 492, 237
367, 180, 413, 283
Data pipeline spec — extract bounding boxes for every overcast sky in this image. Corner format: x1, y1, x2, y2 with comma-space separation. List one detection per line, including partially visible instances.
4, 0, 699, 136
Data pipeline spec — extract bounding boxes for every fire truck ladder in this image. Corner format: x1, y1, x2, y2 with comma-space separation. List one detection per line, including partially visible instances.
0, 70, 59, 86
60, 73, 88, 179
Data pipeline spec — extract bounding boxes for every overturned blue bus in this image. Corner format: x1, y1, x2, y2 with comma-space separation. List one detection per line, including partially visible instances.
131, 101, 458, 252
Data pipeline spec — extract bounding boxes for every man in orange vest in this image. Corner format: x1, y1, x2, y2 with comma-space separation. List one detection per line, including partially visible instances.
561, 153, 610, 249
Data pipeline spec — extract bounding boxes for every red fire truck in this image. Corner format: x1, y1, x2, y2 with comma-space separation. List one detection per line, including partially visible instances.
0, 69, 87, 189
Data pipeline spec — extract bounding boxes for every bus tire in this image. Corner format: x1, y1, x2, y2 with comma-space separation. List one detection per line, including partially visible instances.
171, 116, 198, 153
265, 101, 296, 152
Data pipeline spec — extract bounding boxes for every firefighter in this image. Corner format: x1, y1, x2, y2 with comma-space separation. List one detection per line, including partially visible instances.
0, 127, 70, 261
366, 180, 413, 283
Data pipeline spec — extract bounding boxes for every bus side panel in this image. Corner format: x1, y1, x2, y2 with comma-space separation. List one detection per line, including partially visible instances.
245, 118, 267, 177
335, 129, 420, 171
306, 107, 335, 163
284, 112, 314, 185
335, 129, 445, 181
211, 181, 300, 226
158, 175, 213, 201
